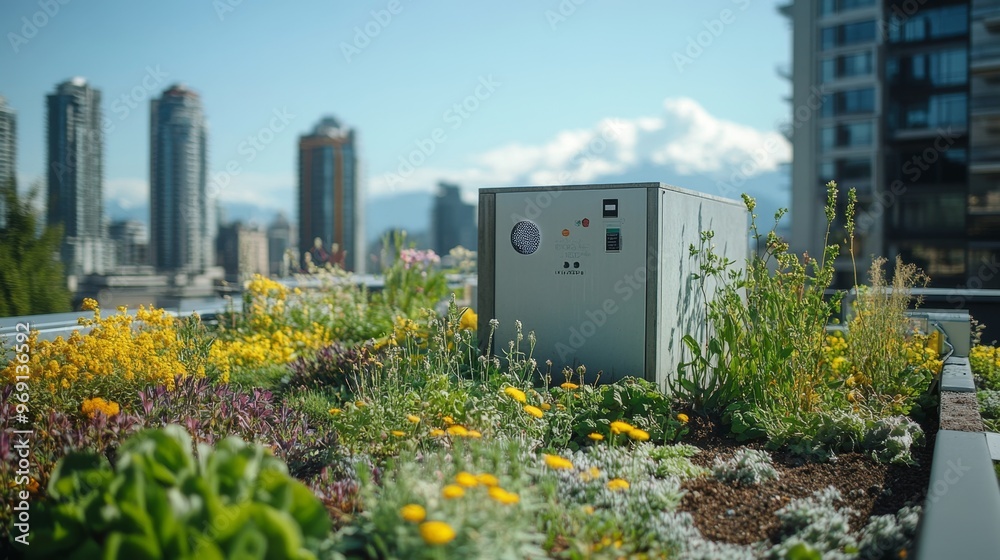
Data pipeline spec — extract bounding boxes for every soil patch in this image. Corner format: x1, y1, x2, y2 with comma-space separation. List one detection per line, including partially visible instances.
678, 413, 937, 546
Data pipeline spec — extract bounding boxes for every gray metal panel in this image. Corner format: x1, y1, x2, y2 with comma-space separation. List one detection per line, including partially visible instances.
916, 430, 1000, 560
655, 188, 748, 389
941, 357, 976, 393
477, 192, 496, 354
480, 182, 747, 209
987, 432, 1000, 461
492, 186, 649, 383
644, 187, 660, 383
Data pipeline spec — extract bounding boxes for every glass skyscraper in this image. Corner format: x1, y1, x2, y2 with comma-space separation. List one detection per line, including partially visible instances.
46, 78, 107, 277
298, 116, 363, 272
150, 84, 212, 273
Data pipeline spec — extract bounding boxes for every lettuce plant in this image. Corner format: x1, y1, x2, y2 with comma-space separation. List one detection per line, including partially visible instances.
20, 425, 331, 559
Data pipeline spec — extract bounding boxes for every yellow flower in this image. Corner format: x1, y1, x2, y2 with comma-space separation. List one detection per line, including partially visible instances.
607, 478, 630, 491
523, 405, 544, 419
466, 430, 483, 438
560, 382, 579, 390
329, 408, 342, 415
400, 504, 426, 523
543, 454, 574, 470
588, 432, 604, 441
391, 430, 406, 437
476, 473, 499, 487
847, 391, 858, 403
429, 429, 445, 437
541, 403, 551, 411
442, 485, 465, 499
580, 466, 601, 482
504, 386, 527, 403
676, 413, 689, 423
628, 429, 650, 442
846, 375, 857, 387
447, 425, 469, 437
582, 505, 595, 515
610, 420, 634, 434
419, 521, 456, 545
81, 298, 99, 312
459, 308, 478, 331
406, 414, 421, 424
455, 471, 479, 487
443, 415, 455, 425
80, 397, 120, 419
488, 486, 520, 505
354, 400, 366, 408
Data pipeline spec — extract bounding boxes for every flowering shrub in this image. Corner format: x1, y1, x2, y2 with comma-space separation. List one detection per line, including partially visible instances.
1, 301, 211, 415
376, 231, 450, 318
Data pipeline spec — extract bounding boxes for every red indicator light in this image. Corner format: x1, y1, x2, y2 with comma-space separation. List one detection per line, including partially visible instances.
582, 218, 590, 227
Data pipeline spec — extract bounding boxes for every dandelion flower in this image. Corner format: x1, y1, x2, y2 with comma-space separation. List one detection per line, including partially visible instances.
406, 414, 421, 424
543, 454, 574, 470
429, 429, 445, 437
523, 405, 544, 419
476, 473, 499, 487
607, 478, 630, 491
443, 415, 455, 425
560, 382, 579, 390
442, 485, 465, 499
504, 386, 527, 403
580, 466, 601, 482
588, 433, 604, 441
459, 308, 478, 331
676, 413, 689, 423
488, 486, 520, 505
467, 430, 483, 438
400, 504, 426, 523
391, 430, 406, 437
419, 521, 457, 545
541, 403, 551, 411
628, 429, 650, 442
328, 408, 342, 415
447, 425, 469, 437
610, 420, 634, 434
455, 471, 479, 487
354, 400, 366, 408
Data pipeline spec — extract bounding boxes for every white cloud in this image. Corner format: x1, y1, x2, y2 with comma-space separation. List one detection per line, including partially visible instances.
105, 178, 149, 209
368, 97, 789, 197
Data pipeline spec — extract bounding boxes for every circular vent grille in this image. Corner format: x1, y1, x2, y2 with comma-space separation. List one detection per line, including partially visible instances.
510, 221, 541, 255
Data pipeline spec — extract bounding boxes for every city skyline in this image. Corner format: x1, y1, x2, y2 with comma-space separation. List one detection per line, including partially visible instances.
0, 1, 791, 228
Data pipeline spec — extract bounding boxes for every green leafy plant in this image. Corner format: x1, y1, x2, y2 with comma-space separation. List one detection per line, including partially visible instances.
21, 425, 331, 559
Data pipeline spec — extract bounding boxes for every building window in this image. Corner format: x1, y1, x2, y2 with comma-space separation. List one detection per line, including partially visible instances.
885, 147, 967, 185
889, 93, 967, 133
820, 121, 874, 151
888, 48, 967, 87
822, 20, 876, 50
820, 51, 874, 83
821, 0, 875, 16
888, 5, 968, 43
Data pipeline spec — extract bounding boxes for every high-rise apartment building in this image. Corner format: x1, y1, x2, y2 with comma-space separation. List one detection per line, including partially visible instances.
0, 95, 15, 228
217, 222, 269, 282
298, 116, 363, 272
783, 0, 1000, 288
267, 211, 294, 277
431, 181, 476, 256
46, 78, 107, 276
150, 84, 212, 274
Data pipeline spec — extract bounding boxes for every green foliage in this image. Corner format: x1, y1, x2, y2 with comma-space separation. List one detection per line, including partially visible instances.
0, 179, 71, 316
374, 231, 450, 319
712, 449, 779, 486
20, 425, 331, 560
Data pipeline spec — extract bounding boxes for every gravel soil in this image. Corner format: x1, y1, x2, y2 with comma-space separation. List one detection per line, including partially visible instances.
677, 413, 936, 546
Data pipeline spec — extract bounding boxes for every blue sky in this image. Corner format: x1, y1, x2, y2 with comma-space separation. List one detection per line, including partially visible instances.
1, 0, 790, 222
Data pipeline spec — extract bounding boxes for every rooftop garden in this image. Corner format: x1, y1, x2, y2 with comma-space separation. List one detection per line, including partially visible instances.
0, 183, 967, 559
